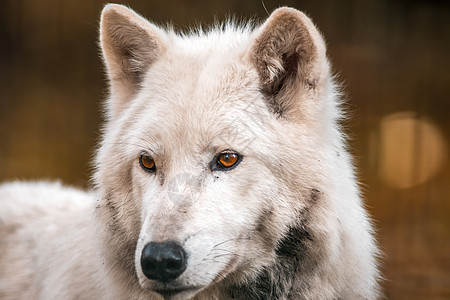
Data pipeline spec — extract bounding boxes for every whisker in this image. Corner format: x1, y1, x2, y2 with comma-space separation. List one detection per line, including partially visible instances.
212, 236, 251, 249
210, 248, 237, 254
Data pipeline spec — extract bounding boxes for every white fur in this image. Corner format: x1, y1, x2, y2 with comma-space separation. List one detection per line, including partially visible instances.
0, 5, 380, 300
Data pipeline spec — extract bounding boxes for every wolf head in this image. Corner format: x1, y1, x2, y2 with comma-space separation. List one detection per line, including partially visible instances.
95, 4, 378, 300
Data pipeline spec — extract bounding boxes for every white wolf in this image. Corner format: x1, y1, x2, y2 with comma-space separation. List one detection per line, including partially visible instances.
0, 4, 380, 300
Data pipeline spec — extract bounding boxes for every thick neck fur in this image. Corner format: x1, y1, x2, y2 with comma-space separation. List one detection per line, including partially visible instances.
227, 226, 312, 300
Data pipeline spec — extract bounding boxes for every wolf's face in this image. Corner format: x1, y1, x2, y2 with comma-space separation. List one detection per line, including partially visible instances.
96, 4, 333, 300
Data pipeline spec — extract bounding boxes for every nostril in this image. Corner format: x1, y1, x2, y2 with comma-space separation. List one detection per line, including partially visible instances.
140, 241, 187, 282
166, 259, 182, 272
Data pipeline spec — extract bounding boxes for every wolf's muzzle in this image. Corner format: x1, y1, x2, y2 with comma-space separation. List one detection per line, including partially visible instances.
140, 241, 187, 282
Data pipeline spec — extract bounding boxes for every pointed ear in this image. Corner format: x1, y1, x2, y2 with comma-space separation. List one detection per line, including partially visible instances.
249, 7, 330, 119
100, 4, 165, 119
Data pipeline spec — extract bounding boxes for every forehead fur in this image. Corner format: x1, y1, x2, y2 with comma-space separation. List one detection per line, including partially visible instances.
166, 21, 256, 53
117, 26, 275, 152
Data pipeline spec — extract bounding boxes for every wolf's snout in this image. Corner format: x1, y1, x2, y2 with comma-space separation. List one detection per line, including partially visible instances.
140, 241, 187, 282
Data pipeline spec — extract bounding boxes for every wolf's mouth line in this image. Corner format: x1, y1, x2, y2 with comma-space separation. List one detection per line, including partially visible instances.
153, 285, 200, 296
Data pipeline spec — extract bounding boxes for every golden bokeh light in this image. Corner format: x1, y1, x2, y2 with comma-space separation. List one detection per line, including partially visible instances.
377, 112, 447, 189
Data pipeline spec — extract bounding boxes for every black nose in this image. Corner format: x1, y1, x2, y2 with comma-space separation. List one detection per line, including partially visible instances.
140, 241, 187, 282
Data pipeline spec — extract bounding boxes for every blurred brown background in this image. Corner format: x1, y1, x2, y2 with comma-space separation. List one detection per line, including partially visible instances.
0, 0, 449, 298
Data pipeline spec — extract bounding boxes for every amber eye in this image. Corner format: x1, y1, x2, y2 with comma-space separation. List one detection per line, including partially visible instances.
218, 153, 239, 167
139, 154, 156, 172
211, 150, 242, 171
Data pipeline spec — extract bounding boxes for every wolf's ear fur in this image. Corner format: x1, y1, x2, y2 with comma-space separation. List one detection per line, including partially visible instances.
100, 4, 164, 119
249, 8, 329, 118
